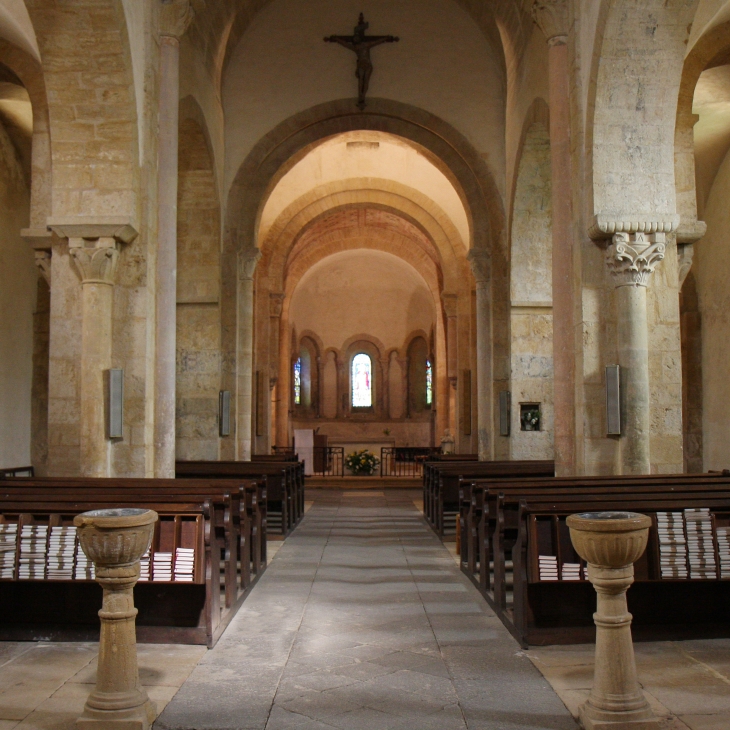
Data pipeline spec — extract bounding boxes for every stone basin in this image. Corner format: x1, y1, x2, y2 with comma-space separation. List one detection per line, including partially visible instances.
73, 508, 157, 567
566, 511, 651, 569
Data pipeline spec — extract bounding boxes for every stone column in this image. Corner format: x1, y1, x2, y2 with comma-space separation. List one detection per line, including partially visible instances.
402, 356, 410, 418
336, 358, 346, 418
269, 294, 284, 447
533, 0, 576, 475
154, 0, 194, 477
443, 293, 458, 441
467, 249, 492, 460
269, 294, 284, 389
48, 220, 138, 477
315, 357, 323, 417
606, 232, 666, 474
22, 231, 56, 477
381, 357, 391, 419
236, 250, 261, 460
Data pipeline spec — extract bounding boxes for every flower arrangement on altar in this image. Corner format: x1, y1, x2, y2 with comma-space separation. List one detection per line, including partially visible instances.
345, 449, 380, 476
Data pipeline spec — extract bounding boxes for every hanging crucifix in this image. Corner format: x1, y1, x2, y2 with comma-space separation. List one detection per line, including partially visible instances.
324, 13, 399, 110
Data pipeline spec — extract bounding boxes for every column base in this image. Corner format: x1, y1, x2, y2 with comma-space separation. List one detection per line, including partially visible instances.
580, 700, 659, 730
76, 699, 157, 730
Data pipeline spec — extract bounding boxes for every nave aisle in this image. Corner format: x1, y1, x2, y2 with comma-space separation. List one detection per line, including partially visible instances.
156, 489, 576, 730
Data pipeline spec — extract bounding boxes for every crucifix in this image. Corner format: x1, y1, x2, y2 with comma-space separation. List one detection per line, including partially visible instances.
324, 13, 399, 110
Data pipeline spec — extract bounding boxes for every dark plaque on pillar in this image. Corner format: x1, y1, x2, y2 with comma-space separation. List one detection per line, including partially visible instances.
324, 14, 399, 110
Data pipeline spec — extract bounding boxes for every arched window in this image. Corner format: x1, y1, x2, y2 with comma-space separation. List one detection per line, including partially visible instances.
426, 359, 433, 406
293, 358, 302, 405
351, 353, 372, 408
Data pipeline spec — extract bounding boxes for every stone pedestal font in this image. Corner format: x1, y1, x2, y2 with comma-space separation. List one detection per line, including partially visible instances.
74, 508, 158, 730
567, 511, 658, 730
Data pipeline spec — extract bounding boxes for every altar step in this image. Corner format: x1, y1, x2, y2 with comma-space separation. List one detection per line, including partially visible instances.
305, 475, 422, 489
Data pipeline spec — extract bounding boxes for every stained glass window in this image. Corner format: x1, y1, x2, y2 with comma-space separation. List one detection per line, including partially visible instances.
351, 353, 372, 408
293, 358, 301, 405
426, 359, 433, 405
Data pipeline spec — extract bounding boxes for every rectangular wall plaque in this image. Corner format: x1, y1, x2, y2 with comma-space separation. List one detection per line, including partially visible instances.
107, 369, 124, 439
606, 365, 621, 436
499, 390, 511, 437
219, 390, 231, 437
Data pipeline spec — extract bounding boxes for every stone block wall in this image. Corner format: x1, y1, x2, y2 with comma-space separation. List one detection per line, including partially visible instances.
175, 117, 221, 462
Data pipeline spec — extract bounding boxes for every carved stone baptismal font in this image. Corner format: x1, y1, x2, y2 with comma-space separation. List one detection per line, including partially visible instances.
566, 511, 658, 730
74, 508, 158, 730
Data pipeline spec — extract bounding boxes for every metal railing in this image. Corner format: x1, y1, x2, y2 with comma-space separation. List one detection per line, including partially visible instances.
380, 447, 441, 477
307, 447, 344, 476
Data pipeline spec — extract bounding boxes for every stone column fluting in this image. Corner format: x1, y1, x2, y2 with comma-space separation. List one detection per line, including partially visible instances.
74, 507, 158, 730
154, 0, 195, 477
606, 232, 666, 474
567, 511, 658, 730
533, 0, 577, 476
49, 220, 137, 477
467, 249, 492, 460
237, 250, 261, 460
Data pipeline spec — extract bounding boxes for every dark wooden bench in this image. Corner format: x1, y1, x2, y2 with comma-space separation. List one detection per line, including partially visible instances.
176, 460, 303, 536
463, 473, 730, 612
0, 477, 268, 647
510, 491, 730, 647
422, 460, 555, 537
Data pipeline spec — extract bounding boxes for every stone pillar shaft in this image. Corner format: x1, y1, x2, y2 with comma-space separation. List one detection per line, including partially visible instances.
468, 250, 492, 460
79, 274, 114, 477
547, 38, 577, 476
70, 238, 119, 478
607, 232, 666, 475
154, 34, 181, 478
237, 252, 260, 460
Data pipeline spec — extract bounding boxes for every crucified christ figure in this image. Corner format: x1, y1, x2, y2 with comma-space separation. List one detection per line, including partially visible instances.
324, 13, 399, 110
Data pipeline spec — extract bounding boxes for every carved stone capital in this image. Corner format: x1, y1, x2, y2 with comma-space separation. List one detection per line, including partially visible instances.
34, 250, 52, 286
47, 218, 137, 286
606, 232, 666, 288
69, 238, 120, 285
467, 249, 491, 285
269, 292, 284, 317
239, 250, 261, 281
532, 0, 568, 44
159, 0, 195, 40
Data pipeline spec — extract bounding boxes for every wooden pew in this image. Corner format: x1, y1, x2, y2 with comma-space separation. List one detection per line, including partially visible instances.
0, 476, 267, 592
472, 474, 730, 612
0, 477, 268, 647
452, 473, 730, 640
176, 461, 303, 536
422, 460, 555, 537
509, 491, 730, 647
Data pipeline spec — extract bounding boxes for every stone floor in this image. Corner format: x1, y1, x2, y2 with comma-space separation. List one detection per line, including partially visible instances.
155, 489, 576, 730
528, 642, 730, 730
2, 489, 730, 730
